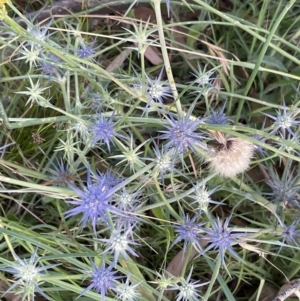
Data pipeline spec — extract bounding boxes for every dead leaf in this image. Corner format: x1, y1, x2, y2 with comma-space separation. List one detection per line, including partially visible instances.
144, 46, 163, 65
134, 7, 156, 22
106, 48, 133, 73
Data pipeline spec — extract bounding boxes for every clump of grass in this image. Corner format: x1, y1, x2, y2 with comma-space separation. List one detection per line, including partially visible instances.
0, 0, 300, 300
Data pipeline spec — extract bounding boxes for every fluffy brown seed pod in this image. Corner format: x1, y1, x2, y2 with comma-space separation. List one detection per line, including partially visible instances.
206, 131, 255, 178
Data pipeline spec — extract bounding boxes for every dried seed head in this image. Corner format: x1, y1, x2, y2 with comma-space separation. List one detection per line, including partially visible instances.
207, 131, 255, 178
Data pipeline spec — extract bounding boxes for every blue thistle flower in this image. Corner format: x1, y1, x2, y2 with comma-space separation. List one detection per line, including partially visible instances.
99, 224, 139, 265
281, 219, 300, 247
39, 52, 62, 80
115, 187, 142, 211
168, 267, 208, 301
201, 214, 246, 267
159, 106, 207, 156
171, 214, 203, 253
79, 261, 121, 301
77, 40, 99, 60
96, 169, 122, 191
77, 45, 95, 59
274, 212, 300, 252
0, 247, 59, 301
90, 113, 124, 152
65, 168, 122, 232
207, 103, 229, 125
265, 166, 300, 208
133, 68, 172, 114
46, 158, 75, 186
264, 101, 300, 137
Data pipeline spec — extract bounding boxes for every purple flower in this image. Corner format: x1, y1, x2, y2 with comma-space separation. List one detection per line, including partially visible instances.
273, 212, 300, 252
77, 41, 98, 59
168, 267, 208, 301
171, 214, 203, 253
46, 158, 75, 186
207, 103, 229, 125
201, 215, 245, 267
264, 101, 300, 137
39, 53, 62, 80
159, 109, 207, 155
90, 114, 123, 152
281, 219, 300, 247
78, 46, 94, 59
79, 261, 121, 301
265, 166, 300, 208
65, 168, 121, 232
96, 169, 122, 191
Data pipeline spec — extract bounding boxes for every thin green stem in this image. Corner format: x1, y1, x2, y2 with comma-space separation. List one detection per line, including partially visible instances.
152, 0, 183, 116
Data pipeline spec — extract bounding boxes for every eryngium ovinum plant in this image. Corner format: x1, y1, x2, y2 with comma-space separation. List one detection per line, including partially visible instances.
0, 0, 300, 300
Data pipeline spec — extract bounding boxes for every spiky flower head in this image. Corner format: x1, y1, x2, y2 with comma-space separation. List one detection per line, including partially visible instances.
273, 212, 300, 251
16, 76, 51, 107
39, 52, 62, 80
160, 106, 207, 157
115, 275, 141, 301
123, 18, 157, 56
147, 142, 183, 185
79, 261, 121, 301
264, 101, 300, 137
201, 214, 246, 268
190, 64, 216, 92
77, 40, 99, 60
265, 167, 300, 209
206, 131, 255, 178
26, 20, 53, 50
96, 169, 122, 191
0, 247, 59, 301
99, 224, 139, 265
46, 158, 76, 186
133, 68, 172, 114
170, 214, 203, 254
90, 113, 123, 152
207, 103, 229, 125
189, 184, 222, 213
65, 167, 122, 232
168, 267, 208, 301
145, 68, 172, 104
109, 135, 147, 173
